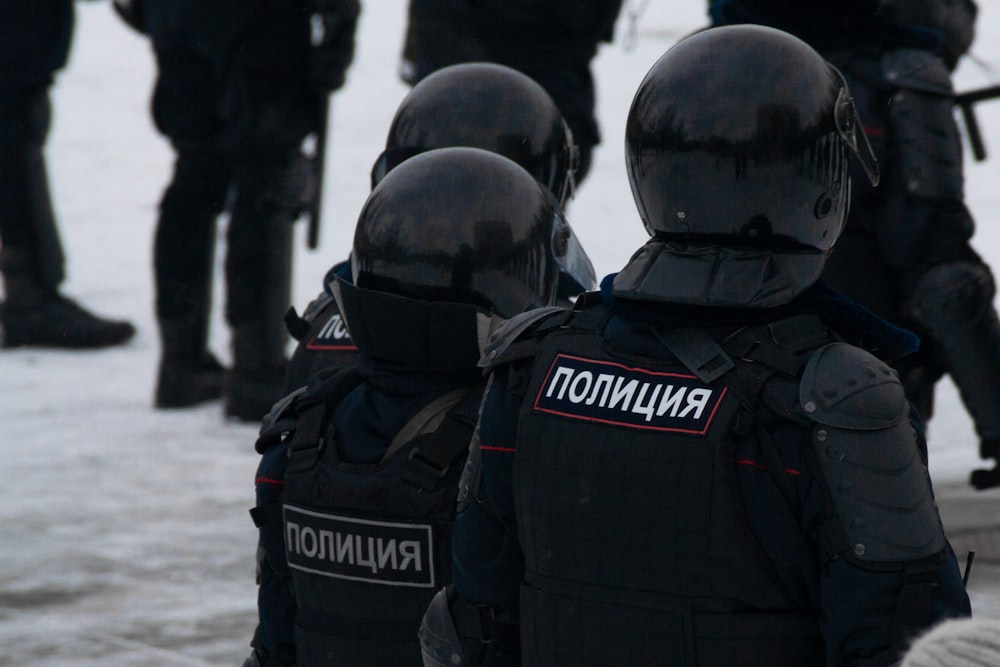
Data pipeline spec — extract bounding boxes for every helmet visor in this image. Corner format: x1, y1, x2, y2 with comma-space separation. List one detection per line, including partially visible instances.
833, 74, 879, 186
551, 210, 596, 296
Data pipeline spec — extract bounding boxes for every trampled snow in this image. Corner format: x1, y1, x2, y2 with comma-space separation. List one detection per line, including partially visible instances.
2, 2, 1000, 665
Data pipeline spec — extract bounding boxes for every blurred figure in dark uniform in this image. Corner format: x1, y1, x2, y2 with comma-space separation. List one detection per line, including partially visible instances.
397, 0, 624, 185
0, 1, 135, 349
708, 1, 1000, 489
127, 0, 359, 420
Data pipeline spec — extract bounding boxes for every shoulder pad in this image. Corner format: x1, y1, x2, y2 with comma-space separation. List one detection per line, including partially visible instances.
478, 306, 568, 369
800, 343, 907, 429
881, 49, 953, 95
300, 291, 335, 323
260, 386, 308, 435
255, 386, 309, 453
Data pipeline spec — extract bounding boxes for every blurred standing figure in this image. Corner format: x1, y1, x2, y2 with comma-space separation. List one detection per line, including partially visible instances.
709, 1, 1000, 489
398, 0, 624, 185
127, 0, 359, 420
0, 1, 135, 349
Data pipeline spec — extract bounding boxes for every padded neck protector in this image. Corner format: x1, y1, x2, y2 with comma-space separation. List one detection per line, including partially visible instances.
612, 238, 825, 309
331, 278, 492, 373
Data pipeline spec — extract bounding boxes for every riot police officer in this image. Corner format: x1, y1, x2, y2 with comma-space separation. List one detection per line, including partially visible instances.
443, 26, 971, 666
245, 147, 593, 666
708, 1, 1000, 489
0, 1, 135, 349
282, 61, 592, 392
137, 0, 359, 419
397, 0, 624, 185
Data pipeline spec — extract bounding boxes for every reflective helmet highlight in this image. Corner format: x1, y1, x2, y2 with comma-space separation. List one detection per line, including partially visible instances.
371, 62, 579, 206
616, 25, 878, 308
353, 147, 586, 318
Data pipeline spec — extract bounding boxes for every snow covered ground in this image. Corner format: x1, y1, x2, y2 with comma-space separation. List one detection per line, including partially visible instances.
2, 2, 999, 665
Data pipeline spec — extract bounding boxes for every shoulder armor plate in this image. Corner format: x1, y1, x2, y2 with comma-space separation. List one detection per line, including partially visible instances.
800, 343, 907, 430
881, 49, 953, 95
802, 345, 946, 563
301, 291, 335, 323
255, 386, 309, 453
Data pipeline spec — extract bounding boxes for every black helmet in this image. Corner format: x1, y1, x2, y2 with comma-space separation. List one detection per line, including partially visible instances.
616, 25, 878, 308
371, 62, 579, 207
352, 147, 586, 318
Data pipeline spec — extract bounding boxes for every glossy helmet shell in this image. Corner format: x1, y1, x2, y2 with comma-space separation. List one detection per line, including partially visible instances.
353, 147, 578, 318
617, 25, 878, 307
373, 62, 578, 206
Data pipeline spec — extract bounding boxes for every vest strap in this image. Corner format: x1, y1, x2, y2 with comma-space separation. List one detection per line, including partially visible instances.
653, 326, 735, 383
286, 366, 364, 473
381, 387, 471, 464
399, 392, 479, 492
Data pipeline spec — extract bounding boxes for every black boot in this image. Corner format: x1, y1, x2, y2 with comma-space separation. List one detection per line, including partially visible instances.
906, 261, 1000, 489
971, 440, 1000, 491
155, 316, 225, 408
224, 323, 288, 422
0, 272, 135, 349
151, 146, 231, 408
156, 352, 225, 408
0, 90, 134, 349
970, 462, 1000, 490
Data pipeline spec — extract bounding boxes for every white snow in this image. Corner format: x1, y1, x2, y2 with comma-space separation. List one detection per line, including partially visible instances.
2, 1, 999, 664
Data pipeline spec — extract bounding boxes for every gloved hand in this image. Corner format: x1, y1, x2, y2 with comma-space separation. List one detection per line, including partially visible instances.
307, 0, 362, 91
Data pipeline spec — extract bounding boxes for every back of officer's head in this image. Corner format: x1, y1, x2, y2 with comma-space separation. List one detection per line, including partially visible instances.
371, 62, 578, 207
353, 146, 571, 319
615, 24, 879, 308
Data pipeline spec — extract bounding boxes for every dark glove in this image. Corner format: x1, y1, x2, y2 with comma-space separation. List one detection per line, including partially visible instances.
307, 0, 361, 91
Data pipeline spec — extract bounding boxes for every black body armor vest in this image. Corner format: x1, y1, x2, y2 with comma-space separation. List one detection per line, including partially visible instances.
511, 305, 830, 666
278, 369, 482, 665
